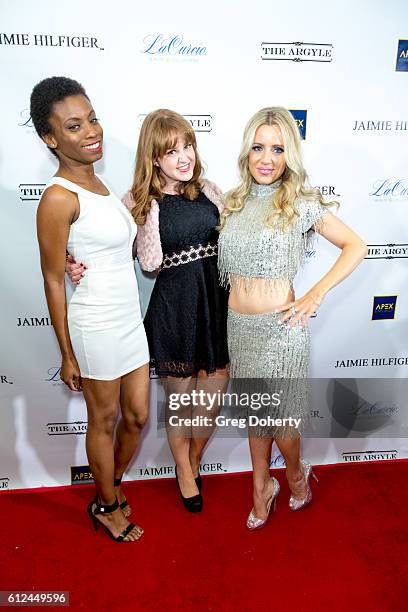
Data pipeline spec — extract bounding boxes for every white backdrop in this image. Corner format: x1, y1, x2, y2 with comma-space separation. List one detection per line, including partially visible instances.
1, 0, 408, 491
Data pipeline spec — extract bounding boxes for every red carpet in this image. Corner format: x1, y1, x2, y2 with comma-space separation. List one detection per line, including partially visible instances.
1, 461, 407, 611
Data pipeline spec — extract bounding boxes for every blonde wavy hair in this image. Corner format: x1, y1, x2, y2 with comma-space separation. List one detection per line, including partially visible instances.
219, 107, 337, 230
130, 109, 203, 225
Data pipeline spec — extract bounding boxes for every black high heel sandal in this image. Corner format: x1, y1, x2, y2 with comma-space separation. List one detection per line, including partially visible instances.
87, 497, 141, 542
114, 477, 131, 515
175, 467, 203, 513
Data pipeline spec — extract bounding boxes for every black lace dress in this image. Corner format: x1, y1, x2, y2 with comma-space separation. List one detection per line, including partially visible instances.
143, 191, 229, 377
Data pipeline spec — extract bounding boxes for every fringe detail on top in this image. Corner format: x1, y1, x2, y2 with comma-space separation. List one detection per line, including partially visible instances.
224, 275, 293, 295
218, 194, 330, 291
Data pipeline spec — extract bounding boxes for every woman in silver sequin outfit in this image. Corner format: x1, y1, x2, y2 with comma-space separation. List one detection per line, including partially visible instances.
218, 107, 367, 529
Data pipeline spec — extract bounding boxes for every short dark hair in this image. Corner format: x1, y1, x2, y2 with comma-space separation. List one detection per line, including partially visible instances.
30, 76, 88, 154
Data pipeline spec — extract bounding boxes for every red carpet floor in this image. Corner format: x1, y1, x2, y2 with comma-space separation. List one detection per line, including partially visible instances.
1, 461, 407, 611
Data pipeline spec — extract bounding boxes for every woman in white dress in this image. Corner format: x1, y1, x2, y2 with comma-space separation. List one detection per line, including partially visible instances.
32, 77, 149, 543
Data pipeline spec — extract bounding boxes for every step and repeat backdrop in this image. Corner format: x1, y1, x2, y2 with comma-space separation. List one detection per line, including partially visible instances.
1, 0, 408, 490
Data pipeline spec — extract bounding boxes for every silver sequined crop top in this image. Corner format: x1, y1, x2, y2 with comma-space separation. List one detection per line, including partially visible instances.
218, 180, 331, 289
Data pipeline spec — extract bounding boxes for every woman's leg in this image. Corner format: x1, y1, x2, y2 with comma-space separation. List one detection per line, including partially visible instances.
189, 367, 229, 478
248, 435, 276, 520
163, 376, 198, 498
114, 364, 149, 509
274, 436, 306, 500
83, 377, 142, 541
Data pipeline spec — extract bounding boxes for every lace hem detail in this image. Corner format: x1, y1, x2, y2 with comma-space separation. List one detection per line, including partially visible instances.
150, 358, 229, 378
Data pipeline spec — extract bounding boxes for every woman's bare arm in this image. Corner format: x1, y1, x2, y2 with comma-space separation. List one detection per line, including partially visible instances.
37, 185, 81, 390
277, 214, 368, 326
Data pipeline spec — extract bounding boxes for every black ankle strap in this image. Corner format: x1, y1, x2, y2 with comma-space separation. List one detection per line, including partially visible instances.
94, 497, 119, 515
114, 477, 122, 487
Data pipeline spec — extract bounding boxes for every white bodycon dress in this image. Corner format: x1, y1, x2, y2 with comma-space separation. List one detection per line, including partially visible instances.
46, 176, 149, 380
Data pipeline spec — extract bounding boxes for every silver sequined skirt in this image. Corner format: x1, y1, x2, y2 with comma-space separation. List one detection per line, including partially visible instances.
227, 308, 310, 438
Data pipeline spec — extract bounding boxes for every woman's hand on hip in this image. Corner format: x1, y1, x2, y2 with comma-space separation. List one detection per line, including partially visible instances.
274, 291, 324, 327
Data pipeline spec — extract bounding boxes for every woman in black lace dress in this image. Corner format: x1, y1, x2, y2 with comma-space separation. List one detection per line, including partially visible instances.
129, 110, 229, 511
144, 191, 227, 375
